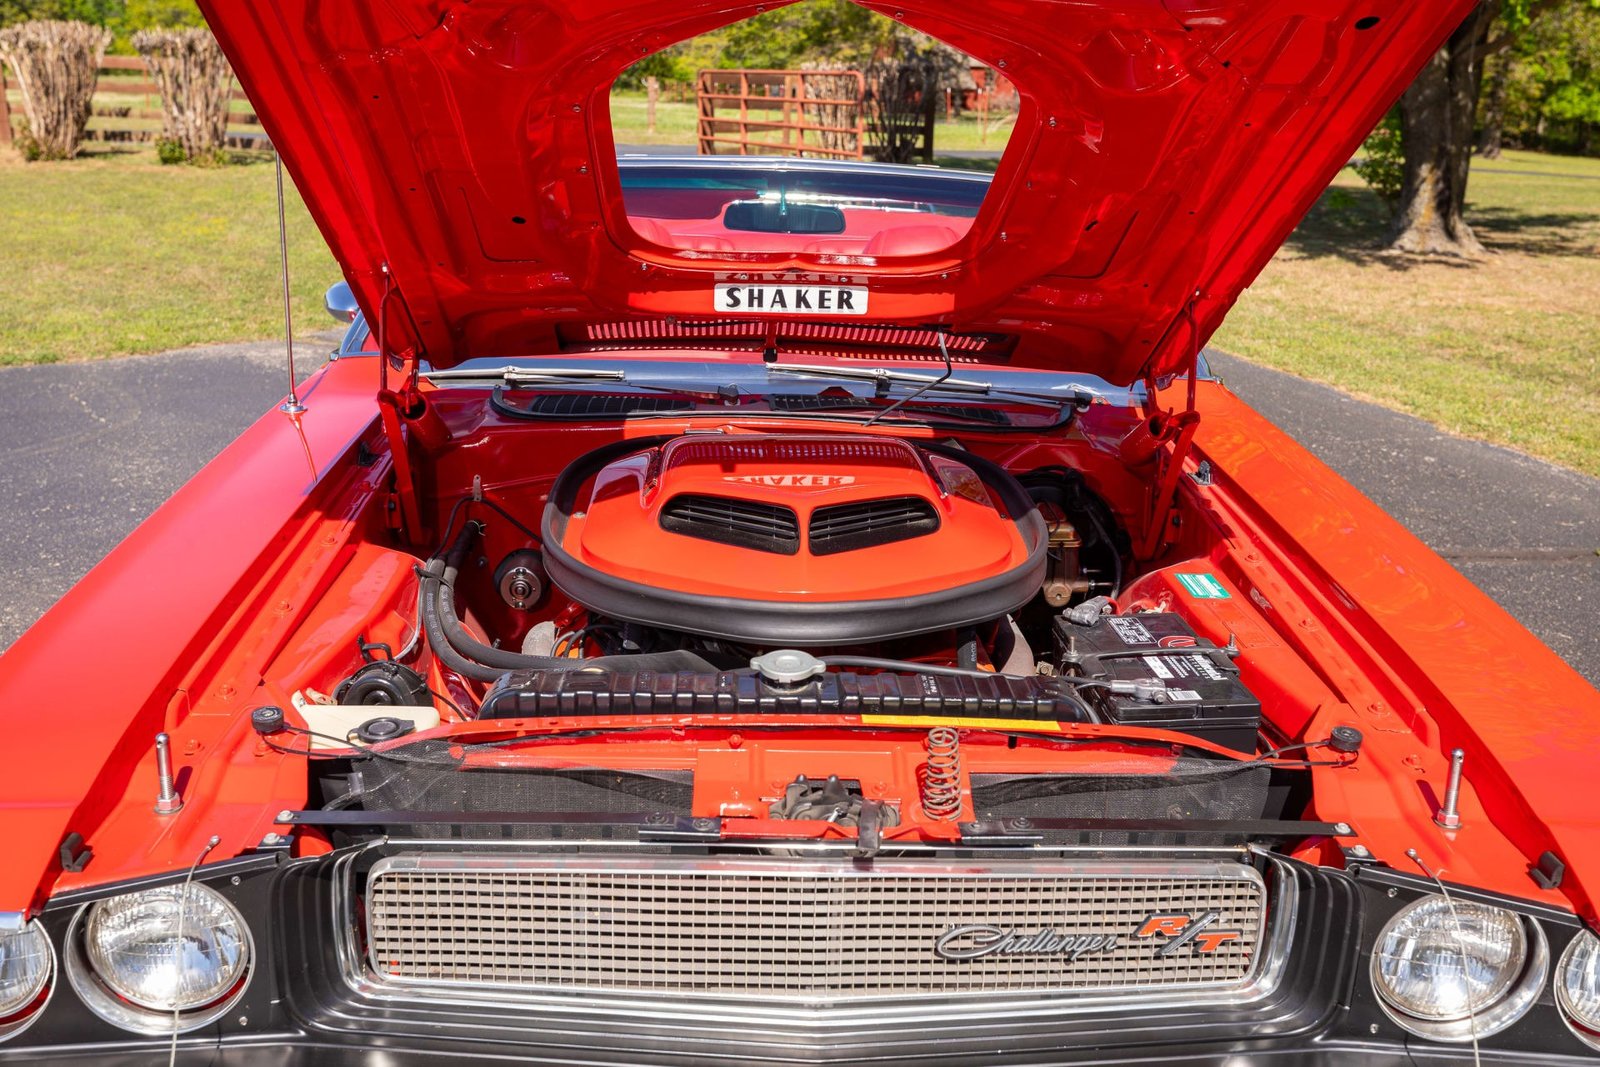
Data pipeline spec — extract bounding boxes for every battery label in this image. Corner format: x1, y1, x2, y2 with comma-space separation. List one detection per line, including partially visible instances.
1168, 689, 1203, 702
1108, 617, 1156, 645
1142, 653, 1224, 683
1176, 572, 1231, 599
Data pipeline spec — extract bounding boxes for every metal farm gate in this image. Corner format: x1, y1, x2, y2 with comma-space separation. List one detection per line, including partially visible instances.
696, 69, 865, 159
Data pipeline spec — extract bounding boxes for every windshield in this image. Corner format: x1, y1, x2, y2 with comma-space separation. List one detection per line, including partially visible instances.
618, 159, 992, 256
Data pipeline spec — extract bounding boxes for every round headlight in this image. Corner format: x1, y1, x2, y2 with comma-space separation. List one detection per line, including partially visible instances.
0, 921, 52, 1027
84, 884, 248, 1012
1557, 930, 1600, 1048
1371, 894, 1544, 1041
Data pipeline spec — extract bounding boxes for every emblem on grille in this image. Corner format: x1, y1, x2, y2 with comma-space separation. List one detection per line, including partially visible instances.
1134, 911, 1245, 956
934, 911, 1245, 963
933, 925, 1121, 962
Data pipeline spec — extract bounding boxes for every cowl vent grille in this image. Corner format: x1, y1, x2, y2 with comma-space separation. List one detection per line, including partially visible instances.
660, 494, 800, 555
809, 496, 940, 555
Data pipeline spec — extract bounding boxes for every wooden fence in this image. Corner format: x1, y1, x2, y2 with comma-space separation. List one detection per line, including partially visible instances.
696, 69, 865, 160
0, 54, 265, 148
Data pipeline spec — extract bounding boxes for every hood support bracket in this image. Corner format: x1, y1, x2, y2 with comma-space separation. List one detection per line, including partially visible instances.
374, 266, 426, 544
1135, 294, 1204, 558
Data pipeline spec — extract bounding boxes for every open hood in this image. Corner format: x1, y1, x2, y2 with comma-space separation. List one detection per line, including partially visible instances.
199, 0, 1470, 384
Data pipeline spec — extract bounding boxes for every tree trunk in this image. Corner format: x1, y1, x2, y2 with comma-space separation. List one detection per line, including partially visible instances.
0, 20, 109, 161
1476, 53, 1509, 159
134, 29, 233, 163
1388, 1, 1497, 256
644, 76, 658, 136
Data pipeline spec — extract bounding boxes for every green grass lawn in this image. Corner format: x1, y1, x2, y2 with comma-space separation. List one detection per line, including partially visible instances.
1211, 149, 1600, 478
0, 144, 337, 365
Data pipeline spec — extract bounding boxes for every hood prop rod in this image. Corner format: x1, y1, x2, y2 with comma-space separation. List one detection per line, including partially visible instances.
274, 151, 306, 416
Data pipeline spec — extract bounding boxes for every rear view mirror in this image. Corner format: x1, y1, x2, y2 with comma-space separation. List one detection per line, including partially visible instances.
324, 280, 359, 323
723, 200, 846, 235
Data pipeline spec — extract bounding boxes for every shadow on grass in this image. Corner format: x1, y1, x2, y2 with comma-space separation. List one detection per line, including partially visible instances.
1284, 181, 1600, 268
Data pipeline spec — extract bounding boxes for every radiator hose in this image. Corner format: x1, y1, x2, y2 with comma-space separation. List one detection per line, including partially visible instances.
418, 522, 719, 681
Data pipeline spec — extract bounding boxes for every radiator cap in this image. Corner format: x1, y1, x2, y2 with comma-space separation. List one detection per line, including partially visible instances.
751, 649, 826, 686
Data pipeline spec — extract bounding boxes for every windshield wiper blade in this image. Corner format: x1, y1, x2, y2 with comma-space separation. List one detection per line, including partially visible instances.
768, 362, 1086, 411
424, 366, 628, 383
768, 362, 993, 394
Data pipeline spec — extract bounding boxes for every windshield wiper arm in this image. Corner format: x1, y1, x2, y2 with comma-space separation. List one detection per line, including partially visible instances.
769, 362, 1087, 411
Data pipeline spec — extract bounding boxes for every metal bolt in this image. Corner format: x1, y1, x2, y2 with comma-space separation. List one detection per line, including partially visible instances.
1369, 1023, 1380, 1035
154, 733, 183, 815
691, 817, 717, 832
1332, 823, 1352, 836
1348, 845, 1370, 858
1386, 887, 1398, 898
1435, 748, 1464, 830
238, 1016, 248, 1026
230, 875, 241, 886
275, 810, 294, 824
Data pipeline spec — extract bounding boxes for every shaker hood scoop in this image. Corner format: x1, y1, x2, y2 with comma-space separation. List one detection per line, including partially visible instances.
199, 0, 1470, 383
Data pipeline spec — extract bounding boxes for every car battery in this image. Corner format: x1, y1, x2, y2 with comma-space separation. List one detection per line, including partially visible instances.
1052, 612, 1261, 752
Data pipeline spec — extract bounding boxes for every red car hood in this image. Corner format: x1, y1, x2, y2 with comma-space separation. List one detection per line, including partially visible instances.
200, 0, 1469, 384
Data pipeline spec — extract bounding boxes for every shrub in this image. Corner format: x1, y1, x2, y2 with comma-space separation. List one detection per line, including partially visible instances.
1353, 111, 1405, 212
132, 27, 231, 165
154, 134, 185, 164
0, 20, 111, 161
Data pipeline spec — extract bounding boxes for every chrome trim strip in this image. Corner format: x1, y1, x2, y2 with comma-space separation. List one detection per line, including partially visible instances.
328, 846, 1298, 1029
63, 900, 256, 1036
0, 920, 55, 1045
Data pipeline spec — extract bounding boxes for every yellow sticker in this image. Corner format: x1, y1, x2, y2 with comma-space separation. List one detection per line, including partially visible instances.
858, 715, 1062, 732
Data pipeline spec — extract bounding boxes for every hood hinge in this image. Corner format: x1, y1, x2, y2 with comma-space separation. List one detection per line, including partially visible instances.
1135, 293, 1204, 558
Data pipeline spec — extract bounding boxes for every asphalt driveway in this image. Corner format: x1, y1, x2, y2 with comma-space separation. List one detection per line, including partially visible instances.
0, 342, 1593, 684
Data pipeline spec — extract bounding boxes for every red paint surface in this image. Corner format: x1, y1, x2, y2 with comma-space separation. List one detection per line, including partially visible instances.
197, 0, 1473, 383
562, 434, 1031, 600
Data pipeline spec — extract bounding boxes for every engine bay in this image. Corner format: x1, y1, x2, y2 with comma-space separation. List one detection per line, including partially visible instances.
257, 408, 1360, 854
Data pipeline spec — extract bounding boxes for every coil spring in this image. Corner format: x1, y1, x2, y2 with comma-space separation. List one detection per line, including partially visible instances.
921, 727, 962, 821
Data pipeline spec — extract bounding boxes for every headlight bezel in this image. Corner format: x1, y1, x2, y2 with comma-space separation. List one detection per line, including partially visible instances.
1556, 928, 1600, 1051
0, 920, 54, 1044
64, 883, 254, 1035
1370, 892, 1548, 1043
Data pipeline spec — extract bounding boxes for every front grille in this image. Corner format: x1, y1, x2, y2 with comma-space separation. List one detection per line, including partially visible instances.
362, 856, 1267, 1004
808, 495, 940, 555
659, 493, 800, 554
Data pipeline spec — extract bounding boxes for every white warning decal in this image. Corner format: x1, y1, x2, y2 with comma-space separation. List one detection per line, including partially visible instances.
1107, 617, 1156, 645
1142, 655, 1174, 680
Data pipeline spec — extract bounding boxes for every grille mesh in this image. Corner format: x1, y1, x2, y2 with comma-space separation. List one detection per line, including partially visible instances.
364, 857, 1266, 1002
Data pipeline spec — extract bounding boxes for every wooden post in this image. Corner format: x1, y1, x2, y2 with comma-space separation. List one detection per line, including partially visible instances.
0, 62, 11, 147
644, 75, 659, 136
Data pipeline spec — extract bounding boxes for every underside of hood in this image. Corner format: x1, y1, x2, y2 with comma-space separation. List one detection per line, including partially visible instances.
199, 0, 1470, 383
